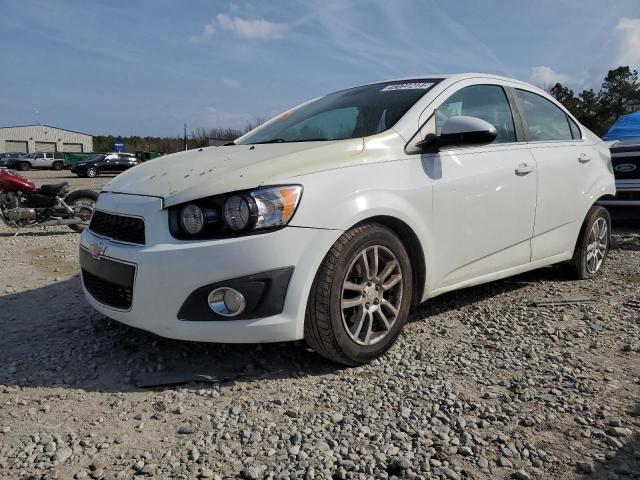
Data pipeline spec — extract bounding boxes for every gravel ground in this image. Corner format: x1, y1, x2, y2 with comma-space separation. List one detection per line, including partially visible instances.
0, 170, 639, 480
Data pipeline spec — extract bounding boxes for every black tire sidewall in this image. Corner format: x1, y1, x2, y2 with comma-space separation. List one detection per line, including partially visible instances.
328, 227, 412, 364
87, 167, 98, 177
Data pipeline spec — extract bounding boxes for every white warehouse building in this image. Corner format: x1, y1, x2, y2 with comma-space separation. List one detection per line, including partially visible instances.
0, 125, 93, 154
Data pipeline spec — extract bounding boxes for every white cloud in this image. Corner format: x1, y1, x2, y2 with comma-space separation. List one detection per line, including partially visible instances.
216, 13, 286, 40
222, 76, 240, 88
529, 66, 572, 89
189, 19, 216, 44
614, 17, 640, 68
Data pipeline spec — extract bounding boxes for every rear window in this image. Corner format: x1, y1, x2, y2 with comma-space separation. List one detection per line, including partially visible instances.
568, 117, 581, 139
515, 89, 573, 141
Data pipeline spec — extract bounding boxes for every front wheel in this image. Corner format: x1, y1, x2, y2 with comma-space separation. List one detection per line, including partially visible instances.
86, 166, 99, 178
568, 205, 611, 279
304, 223, 413, 366
65, 190, 99, 233
18, 162, 30, 171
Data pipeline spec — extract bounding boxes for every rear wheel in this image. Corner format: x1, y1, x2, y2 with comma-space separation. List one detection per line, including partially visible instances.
568, 206, 611, 279
65, 190, 99, 232
86, 166, 99, 178
18, 162, 30, 171
304, 223, 412, 365
52, 162, 63, 171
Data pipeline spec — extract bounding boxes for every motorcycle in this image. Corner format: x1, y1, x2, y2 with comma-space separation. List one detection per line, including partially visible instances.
0, 168, 98, 232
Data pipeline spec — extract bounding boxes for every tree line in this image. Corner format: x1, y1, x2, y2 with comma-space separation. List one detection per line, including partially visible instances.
548, 66, 640, 136
92, 121, 262, 154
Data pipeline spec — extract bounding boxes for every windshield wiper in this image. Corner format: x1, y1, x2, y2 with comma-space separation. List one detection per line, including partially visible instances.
252, 138, 287, 144
251, 138, 329, 144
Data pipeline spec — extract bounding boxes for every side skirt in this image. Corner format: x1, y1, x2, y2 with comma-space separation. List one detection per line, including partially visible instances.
423, 251, 572, 301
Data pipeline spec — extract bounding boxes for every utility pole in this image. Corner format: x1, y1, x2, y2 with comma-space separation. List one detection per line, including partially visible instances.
184, 123, 188, 151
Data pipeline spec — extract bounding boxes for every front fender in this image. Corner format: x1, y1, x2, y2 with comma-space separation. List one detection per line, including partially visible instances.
289, 159, 437, 298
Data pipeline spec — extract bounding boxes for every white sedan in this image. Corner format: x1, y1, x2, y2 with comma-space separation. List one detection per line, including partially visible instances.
79, 73, 615, 365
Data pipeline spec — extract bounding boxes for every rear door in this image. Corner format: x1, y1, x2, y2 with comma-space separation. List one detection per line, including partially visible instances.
423, 82, 537, 288
512, 89, 592, 260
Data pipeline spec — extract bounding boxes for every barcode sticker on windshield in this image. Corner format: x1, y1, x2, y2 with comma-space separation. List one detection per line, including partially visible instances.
381, 82, 434, 91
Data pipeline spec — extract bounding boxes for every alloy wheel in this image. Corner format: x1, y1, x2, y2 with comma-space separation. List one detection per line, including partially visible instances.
586, 217, 608, 274
340, 245, 403, 346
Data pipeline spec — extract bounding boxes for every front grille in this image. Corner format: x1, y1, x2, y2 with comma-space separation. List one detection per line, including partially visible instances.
80, 247, 136, 310
89, 210, 145, 245
82, 269, 133, 309
615, 191, 640, 202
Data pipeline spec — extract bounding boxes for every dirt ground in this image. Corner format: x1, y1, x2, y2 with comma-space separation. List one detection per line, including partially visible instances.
0, 169, 638, 480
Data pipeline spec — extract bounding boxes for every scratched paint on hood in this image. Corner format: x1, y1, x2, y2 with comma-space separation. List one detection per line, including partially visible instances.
102, 139, 365, 207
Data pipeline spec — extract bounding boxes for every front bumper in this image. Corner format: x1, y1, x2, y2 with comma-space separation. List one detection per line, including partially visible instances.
79, 192, 341, 343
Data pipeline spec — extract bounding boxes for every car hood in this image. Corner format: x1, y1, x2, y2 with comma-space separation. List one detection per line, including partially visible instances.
103, 139, 365, 207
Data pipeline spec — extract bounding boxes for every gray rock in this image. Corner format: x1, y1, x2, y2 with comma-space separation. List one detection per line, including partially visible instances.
54, 447, 73, 464
576, 461, 595, 474
513, 470, 530, 480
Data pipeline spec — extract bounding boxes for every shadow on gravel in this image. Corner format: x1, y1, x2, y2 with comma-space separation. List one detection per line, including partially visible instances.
0, 262, 588, 394
0, 277, 342, 393
0, 229, 74, 238
586, 420, 640, 478
409, 264, 574, 322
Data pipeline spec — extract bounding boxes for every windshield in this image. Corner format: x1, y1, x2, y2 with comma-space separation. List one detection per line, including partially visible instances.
237, 79, 441, 145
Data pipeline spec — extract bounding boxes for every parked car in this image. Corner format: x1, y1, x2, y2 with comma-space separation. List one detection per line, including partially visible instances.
597, 139, 640, 218
0, 152, 26, 168
71, 153, 138, 177
79, 73, 615, 365
7, 152, 66, 171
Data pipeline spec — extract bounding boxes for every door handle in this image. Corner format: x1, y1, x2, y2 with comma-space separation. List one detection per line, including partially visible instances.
515, 163, 534, 175
578, 153, 591, 163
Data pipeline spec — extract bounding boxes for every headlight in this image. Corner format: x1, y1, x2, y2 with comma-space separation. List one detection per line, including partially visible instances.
223, 195, 255, 231
169, 185, 302, 239
251, 186, 302, 229
179, 204, 205, 235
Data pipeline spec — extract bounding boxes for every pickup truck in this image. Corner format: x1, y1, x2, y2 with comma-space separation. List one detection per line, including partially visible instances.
598, 139, 640, 218
7, 152, 66, 171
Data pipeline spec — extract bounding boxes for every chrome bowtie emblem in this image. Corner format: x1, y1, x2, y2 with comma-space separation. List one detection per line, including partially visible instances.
88, 240, 108, 260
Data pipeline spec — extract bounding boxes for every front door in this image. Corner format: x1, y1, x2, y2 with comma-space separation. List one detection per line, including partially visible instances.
424, 84, 537, 288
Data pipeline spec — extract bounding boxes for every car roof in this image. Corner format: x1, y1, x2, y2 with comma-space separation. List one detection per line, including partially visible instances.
370, 72, 535, 88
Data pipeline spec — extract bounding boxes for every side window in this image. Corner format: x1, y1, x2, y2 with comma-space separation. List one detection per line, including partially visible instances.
434, 85, 516, 144
36, 153, 44, 159
515, 89, 572, 141
568, 116, 582, 140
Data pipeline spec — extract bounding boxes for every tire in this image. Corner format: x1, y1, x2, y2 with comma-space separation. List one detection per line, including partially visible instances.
52, 162, 63, 171
304, 223, 413, 365
65, 189, 99, 233
86, 167, 99, 178
568, 205, 611, 279
18, 162, 30, 171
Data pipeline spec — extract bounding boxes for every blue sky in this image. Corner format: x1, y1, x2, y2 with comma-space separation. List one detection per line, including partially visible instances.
0, 0, 638, 137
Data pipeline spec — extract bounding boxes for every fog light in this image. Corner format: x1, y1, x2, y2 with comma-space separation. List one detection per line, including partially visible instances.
207, 287, 246, 317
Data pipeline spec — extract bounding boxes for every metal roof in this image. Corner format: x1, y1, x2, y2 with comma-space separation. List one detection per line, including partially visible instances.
0, 124, 93, 137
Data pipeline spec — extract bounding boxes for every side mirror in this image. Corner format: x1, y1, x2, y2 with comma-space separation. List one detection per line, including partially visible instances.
417, 116, 497, 153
